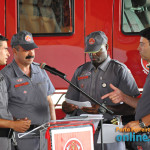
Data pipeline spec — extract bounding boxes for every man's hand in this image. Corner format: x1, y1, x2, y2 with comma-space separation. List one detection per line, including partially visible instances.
81, 104, 100, 114
11, 118, 31, 133
62, 101, 78, 114
101, 84, 125, 103
124, 120, 142, 133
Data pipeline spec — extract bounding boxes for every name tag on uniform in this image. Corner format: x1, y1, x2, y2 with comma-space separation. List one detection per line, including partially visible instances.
14, 82, 29, 88
78, 76, 89, 80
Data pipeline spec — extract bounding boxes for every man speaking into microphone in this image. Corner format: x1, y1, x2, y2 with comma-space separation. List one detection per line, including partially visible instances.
0, 30, 56, 150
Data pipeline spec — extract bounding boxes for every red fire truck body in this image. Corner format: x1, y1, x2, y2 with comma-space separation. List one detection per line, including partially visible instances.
0, 0, 149, 118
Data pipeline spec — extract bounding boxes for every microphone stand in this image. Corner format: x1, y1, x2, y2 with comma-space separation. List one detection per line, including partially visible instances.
64, 77, 114, 115
46, 69, 114, 150
52, 71, 114, 115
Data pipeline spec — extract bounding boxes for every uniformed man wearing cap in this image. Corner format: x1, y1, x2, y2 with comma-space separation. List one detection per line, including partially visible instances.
62, 31, 140, 150
0, 35, 31, 150
0, 30, 56, 150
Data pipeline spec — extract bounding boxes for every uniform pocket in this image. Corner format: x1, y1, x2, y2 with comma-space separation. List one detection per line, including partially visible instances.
13, 83, 32, 104
36, 81, 47, 96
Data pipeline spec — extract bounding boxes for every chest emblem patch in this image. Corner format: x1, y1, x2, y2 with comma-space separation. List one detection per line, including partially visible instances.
80, 84, 84, 88
17, 78, 23, 82
23, 91, 27, 94
137, 146, 143, 150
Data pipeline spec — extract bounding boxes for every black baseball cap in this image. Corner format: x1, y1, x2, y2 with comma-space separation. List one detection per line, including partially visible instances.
11, 30, 38, 50
0, 34, 8, 41
85, 31, 108, 53
140, 27, 150, 41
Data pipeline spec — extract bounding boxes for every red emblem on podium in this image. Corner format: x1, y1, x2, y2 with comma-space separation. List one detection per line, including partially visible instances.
64, 138, 83, 150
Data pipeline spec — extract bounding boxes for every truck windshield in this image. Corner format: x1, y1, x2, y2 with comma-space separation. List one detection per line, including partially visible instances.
18, 0, 74, 35
122, 0, 150, 33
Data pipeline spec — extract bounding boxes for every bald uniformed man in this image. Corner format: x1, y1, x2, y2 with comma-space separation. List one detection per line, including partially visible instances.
0, 35, 31, 150
62, 31, 140, 150
1, 31, 56, 150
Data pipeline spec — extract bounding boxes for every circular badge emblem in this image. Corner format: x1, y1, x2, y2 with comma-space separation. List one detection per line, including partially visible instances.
89, 38, 95, 45
64, 138, 83, 150
25, 35, 32, 42
102, 83, 107, 88
141, 58, 149, 74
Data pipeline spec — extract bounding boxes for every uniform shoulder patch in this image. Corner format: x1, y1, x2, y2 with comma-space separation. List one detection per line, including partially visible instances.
76, 62, 91, 74
111, 59, 122, 65
77, 62, 91, 69
110, 59, 127, 67
110, 59, 131, 73
0, 63, 12, 74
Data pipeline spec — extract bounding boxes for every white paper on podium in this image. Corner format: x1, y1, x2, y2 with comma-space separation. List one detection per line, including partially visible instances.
80, 114, 103, 131
66, 98, 92, 108
97, 124, 129, 143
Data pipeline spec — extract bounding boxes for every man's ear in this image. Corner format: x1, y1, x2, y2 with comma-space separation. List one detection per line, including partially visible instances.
106, 44, 109, 50
12, 48, 17, 54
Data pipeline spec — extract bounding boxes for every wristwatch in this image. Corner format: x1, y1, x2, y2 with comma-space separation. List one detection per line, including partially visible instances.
139, 119, 146, 128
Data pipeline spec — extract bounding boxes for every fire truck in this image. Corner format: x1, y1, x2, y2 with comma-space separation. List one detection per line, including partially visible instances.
0, 0, 150, 119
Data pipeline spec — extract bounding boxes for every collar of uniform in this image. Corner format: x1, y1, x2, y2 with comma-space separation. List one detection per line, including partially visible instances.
98, 56, 111, 72
30, 63, 39, 74
89, 56, 111, 72
12, 60, 39, 77
12, 60, 24, 77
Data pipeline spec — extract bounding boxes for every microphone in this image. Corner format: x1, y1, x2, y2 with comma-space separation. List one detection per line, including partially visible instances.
40, 63, 66, 78
40, 63, 113, 115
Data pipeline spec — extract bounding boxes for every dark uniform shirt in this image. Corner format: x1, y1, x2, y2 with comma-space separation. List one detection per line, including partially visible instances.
135, 72, 150, 120
0, 73, 12, 120
0, 73, 12, 150
65, 56, 140, 150
66, 56, 140, 106
1, 60, 55, 125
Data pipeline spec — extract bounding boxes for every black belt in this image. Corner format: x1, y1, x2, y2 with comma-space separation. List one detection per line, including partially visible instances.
27, 125, 39, 131
0, 128, 13, 138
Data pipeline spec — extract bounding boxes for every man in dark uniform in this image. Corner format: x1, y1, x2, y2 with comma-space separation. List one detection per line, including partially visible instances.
0, 35, 31, 150
62, 31, 140, 150
102, 27, 150, 150
1, 30, 56, 150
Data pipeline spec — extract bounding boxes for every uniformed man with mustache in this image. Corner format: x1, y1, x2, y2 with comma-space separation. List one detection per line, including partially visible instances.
0, 34, 31, 150
1, 30, 56, 150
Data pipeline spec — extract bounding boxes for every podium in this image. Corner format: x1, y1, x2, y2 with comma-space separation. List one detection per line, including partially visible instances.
40, 120, 95, 150
17, 116, 103, 150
